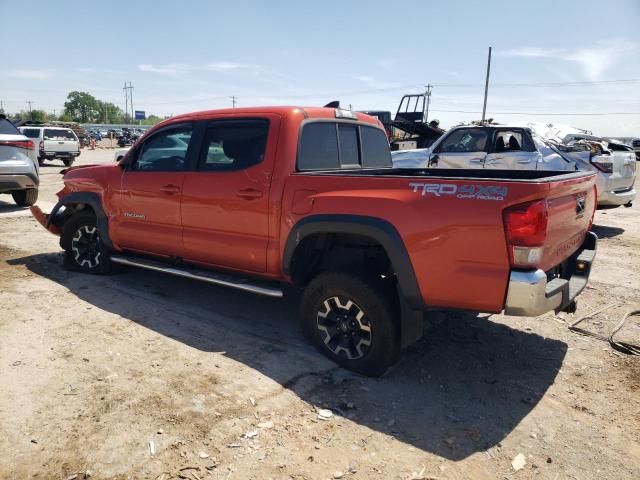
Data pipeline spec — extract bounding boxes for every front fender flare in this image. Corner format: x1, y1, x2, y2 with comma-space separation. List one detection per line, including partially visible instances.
51, 192, 113, 250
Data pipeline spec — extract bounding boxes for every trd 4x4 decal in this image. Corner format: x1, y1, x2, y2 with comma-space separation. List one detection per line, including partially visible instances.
409, 182, 508, 201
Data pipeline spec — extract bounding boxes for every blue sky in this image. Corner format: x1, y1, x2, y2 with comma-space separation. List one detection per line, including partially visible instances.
1, 0, 639, 135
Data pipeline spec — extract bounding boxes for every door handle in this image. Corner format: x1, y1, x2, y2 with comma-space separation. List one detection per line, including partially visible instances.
470, 157, 484, 163
160, 184, 181, 194
236, 188, 263, 200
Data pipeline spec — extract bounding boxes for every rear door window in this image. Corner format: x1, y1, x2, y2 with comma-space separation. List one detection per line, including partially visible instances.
198, 119, 269, 171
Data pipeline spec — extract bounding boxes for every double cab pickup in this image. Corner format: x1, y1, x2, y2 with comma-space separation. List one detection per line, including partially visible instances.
31, 106, 598, 375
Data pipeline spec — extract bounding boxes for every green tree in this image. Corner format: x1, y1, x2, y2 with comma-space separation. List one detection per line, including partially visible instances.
64, 91, 100, 123
141, 114, 163, 126
15, 109, 47, 122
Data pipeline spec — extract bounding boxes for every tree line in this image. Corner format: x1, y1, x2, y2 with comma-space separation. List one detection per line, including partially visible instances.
7, 91, 164, 125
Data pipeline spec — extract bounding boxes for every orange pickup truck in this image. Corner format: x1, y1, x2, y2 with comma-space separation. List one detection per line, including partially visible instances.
31, 106, 598, 375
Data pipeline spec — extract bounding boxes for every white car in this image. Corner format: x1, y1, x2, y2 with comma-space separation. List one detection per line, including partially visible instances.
0, 116, 39, 206
392, 125, 576, 170
392, 124, 636, 208
114, 147, 131, 162
19, 126, 81, 167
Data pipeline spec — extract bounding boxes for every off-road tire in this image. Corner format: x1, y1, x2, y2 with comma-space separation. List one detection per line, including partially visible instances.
12, 189, 38, 207
300, 272, 400, 377
61, 211, 112, 274
62, 158, 75, 167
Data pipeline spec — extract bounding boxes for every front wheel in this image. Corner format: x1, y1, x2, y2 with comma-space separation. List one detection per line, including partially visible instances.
61, 211, 112, 274
300, 272, 400, 376
12, 189, 38, 207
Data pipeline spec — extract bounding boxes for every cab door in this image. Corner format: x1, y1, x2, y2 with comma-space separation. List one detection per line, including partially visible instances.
111, 123, 195, 257
429, 127, 488, 168
181, 115, 279, 273
484, 128, 540, 169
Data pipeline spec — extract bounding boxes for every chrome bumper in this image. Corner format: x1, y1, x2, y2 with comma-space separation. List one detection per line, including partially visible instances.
504, 232, 597, 316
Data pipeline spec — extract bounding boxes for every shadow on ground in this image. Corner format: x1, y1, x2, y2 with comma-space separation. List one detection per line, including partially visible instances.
0, 200, 28, 213
591, 224, 625, 239
8, 252, 567, 460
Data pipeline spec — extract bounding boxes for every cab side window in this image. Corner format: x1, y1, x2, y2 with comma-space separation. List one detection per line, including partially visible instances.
492, 129, 536, 153
133, 127, 192, 172
198, 119, 269, 172
437, 129, 488, 153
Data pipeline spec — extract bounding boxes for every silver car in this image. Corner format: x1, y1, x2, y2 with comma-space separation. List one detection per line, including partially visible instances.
0, 115, 39, 206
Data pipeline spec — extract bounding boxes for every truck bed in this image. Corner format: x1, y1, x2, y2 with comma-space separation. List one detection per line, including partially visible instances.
296, 167, 588, 182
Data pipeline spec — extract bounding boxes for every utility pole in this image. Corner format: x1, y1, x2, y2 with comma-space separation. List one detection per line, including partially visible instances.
230, 96, 237, 108
27, 100, 34, 120
0, 100, 4, 114
123, 82, 134, 123
424, 84, 433, 123
123, 83, 128, 123
481, 47, 492, 123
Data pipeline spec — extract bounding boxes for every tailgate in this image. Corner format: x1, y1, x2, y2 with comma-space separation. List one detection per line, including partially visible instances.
540, 172, 596, 272
43, 129, 78, 153
608, 151, 636, 190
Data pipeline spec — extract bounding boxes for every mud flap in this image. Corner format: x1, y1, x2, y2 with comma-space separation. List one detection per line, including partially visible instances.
398, 285, 424, 349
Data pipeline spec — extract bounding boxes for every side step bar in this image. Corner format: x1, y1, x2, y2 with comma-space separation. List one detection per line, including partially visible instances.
110, 255, 283, 298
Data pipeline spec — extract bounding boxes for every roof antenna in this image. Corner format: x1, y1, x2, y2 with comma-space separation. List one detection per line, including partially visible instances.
324, 101, 340, 108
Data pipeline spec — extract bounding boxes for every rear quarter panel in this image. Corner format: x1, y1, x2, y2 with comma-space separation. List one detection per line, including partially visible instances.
281, 173, 583, 312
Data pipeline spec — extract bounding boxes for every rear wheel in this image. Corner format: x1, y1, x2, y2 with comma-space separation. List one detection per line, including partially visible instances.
61, 211, 112, 274
12, 189, 38, 207
300, 272, 400, 376
38, 157, 45, 166
63, 158, 75, 167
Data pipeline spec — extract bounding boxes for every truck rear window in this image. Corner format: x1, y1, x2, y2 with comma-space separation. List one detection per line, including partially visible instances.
298, 122, 391, 171
44, 129, 77, 141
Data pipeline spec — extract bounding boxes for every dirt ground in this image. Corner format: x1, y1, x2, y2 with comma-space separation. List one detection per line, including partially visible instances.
1, 149, 639, 480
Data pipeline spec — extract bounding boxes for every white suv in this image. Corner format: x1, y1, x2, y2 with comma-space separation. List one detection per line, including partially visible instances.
19, 126, 81, 167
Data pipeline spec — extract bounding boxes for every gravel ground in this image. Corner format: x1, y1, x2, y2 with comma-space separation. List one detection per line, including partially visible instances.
0, 149, 639, 480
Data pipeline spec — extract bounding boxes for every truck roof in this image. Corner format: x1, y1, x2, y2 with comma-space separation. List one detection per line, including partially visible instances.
168, 106, 383, 126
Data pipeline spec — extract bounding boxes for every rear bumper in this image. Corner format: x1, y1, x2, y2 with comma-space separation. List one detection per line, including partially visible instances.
43, 151, 80, 158
504, 232, 597, 316
0, 173, 39, 192
597, 187, 636, 206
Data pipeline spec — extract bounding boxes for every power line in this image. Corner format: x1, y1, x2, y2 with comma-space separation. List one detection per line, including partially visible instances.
429, 109, 640, 116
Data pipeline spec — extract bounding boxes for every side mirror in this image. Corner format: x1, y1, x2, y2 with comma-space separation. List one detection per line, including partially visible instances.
428, 154, 439, 167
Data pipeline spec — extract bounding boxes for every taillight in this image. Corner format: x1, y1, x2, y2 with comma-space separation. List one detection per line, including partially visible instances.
503, 199, 548, 268
0, 139, 34, 150
590, 156, 613, 173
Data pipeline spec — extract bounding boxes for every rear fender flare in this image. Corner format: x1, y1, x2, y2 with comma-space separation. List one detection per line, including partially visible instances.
283, 214, 424, 310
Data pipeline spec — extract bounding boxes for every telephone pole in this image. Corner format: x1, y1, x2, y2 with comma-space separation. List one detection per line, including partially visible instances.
230, 96, 237, 108
0, 100, 4, 114
123, 82, 134, 123
481, 47, 492, 122
27, 100, 34, 120
424, 84, 433, 123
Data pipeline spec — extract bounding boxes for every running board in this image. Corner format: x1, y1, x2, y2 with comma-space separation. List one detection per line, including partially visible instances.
110, 255, 284, 298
